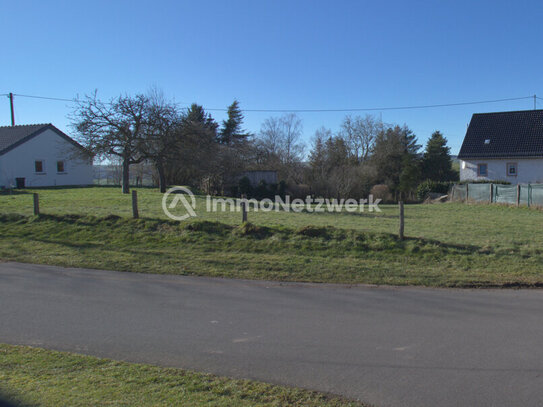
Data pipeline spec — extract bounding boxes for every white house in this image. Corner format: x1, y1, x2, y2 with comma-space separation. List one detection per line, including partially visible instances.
458, 110, 543, 184
0, 124, 93, 188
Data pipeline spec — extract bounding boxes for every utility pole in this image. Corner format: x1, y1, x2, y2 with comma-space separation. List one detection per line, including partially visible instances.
9, 93, 14, 126
534, 94, 537, 110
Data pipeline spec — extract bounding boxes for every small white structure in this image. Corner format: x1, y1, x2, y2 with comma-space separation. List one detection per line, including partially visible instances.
0, 124, 93, 188
458, 110, 543, 184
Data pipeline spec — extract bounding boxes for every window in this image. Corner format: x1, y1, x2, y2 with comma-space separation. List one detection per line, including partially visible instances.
57, 161, 65, 173
35, 160, 44, 173
507, 162, 517, 177
477, 163, 488, 177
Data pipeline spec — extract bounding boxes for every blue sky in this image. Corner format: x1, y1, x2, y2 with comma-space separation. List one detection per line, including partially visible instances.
2, 0, 543, 154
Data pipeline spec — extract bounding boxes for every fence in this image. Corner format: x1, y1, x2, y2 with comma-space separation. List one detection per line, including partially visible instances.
450, 183, 543, 207
4, 190, 408, 239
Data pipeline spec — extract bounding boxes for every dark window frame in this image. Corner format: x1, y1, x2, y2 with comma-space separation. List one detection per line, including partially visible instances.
57, 161, 66, 173
506, 162, 517, 177
477, 163, 488, 177
34, 160, 44, 173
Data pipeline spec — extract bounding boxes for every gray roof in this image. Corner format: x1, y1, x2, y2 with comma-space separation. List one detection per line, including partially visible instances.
0, 124, 87, 156
458, 110, 543, 159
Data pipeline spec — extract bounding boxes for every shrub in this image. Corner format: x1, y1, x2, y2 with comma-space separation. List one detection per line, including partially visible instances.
370, 184, 392, 202
278, 180, 287, 198
238, 177, 252, 197
457, 180, 510, 185
254, 180, 269, 200
238, 177, 288, 200
286, 183, 311, 199
416, 180, 452, 200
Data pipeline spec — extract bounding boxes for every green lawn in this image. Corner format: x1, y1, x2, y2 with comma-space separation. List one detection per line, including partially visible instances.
0, 344, 362, 407
0, 186, 542, 287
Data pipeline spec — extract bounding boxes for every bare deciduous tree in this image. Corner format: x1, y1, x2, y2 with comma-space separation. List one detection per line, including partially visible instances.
257, 113, 305, 182
281, 113, 305, 165
71, 92, 149, 193
141, 88, 181, 192
339, 114, 383, 162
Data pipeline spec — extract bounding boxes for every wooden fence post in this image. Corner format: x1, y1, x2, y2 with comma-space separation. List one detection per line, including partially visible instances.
465, 183, 469, 202
489, 183, 493, 203
241, 195, 248, 223
517, 184, 521, 207
398, 201, 404, 240
33, 193, 39, 215
131, 190, 139, 219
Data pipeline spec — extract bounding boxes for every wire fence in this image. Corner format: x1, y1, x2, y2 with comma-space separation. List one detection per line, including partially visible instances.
450, 183, 543, 207
0, 187, 406, 236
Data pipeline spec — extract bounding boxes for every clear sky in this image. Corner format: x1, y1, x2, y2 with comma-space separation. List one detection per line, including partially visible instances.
2, 0, 543, 154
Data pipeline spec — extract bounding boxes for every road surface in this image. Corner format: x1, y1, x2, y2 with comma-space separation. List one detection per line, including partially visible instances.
1, 262, 542, 407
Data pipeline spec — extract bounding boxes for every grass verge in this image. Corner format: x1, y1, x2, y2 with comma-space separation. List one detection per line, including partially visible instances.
0, 344, 362, 407
0, 213, 542, 287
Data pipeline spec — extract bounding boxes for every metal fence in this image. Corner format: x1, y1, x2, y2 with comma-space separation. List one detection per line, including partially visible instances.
450, 183, 543, 207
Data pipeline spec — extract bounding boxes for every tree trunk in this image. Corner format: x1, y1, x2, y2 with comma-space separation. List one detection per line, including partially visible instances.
157, 160, 166, 193
122, 159, 130, 194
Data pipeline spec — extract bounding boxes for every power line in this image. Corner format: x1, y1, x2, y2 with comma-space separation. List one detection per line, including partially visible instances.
10, 93, 190, 106
4, 92, 538, 113
12, 93, 77, 103
205, 96, 536, 113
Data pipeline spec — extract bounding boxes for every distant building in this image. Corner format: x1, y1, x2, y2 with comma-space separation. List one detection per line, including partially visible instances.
239, 170, 278, 186
458, 110, 543, 184
0, 124, 93, 188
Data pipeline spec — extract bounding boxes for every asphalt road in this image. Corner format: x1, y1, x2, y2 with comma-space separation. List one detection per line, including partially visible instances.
1, 262, 542, 407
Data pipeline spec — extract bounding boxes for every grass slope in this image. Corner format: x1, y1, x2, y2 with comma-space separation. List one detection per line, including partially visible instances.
2, 186, 543, 248
0, 344, 362, 407
0, 213, 542, 287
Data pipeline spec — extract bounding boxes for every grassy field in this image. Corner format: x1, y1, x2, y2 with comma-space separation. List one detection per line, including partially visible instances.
0, 186, 542, 287
0, 344, 361, 407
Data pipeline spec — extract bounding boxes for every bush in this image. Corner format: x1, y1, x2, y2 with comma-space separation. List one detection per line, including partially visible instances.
370, 184, 392, 202
238, 177, 252, 197
416, 180, 452, 200
238, 177, 287, 200
286, 183, 311, 199
278, 180, 287, 198
254, 180, 269, 200
457, 179, 510, 185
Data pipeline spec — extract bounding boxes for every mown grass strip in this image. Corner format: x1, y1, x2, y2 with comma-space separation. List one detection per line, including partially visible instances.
0, 213, 542, 287
0, 344, 363, 407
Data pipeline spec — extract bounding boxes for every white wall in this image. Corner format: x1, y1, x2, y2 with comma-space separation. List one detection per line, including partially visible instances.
0, 128, 93, 188
460, 158, 543, 184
